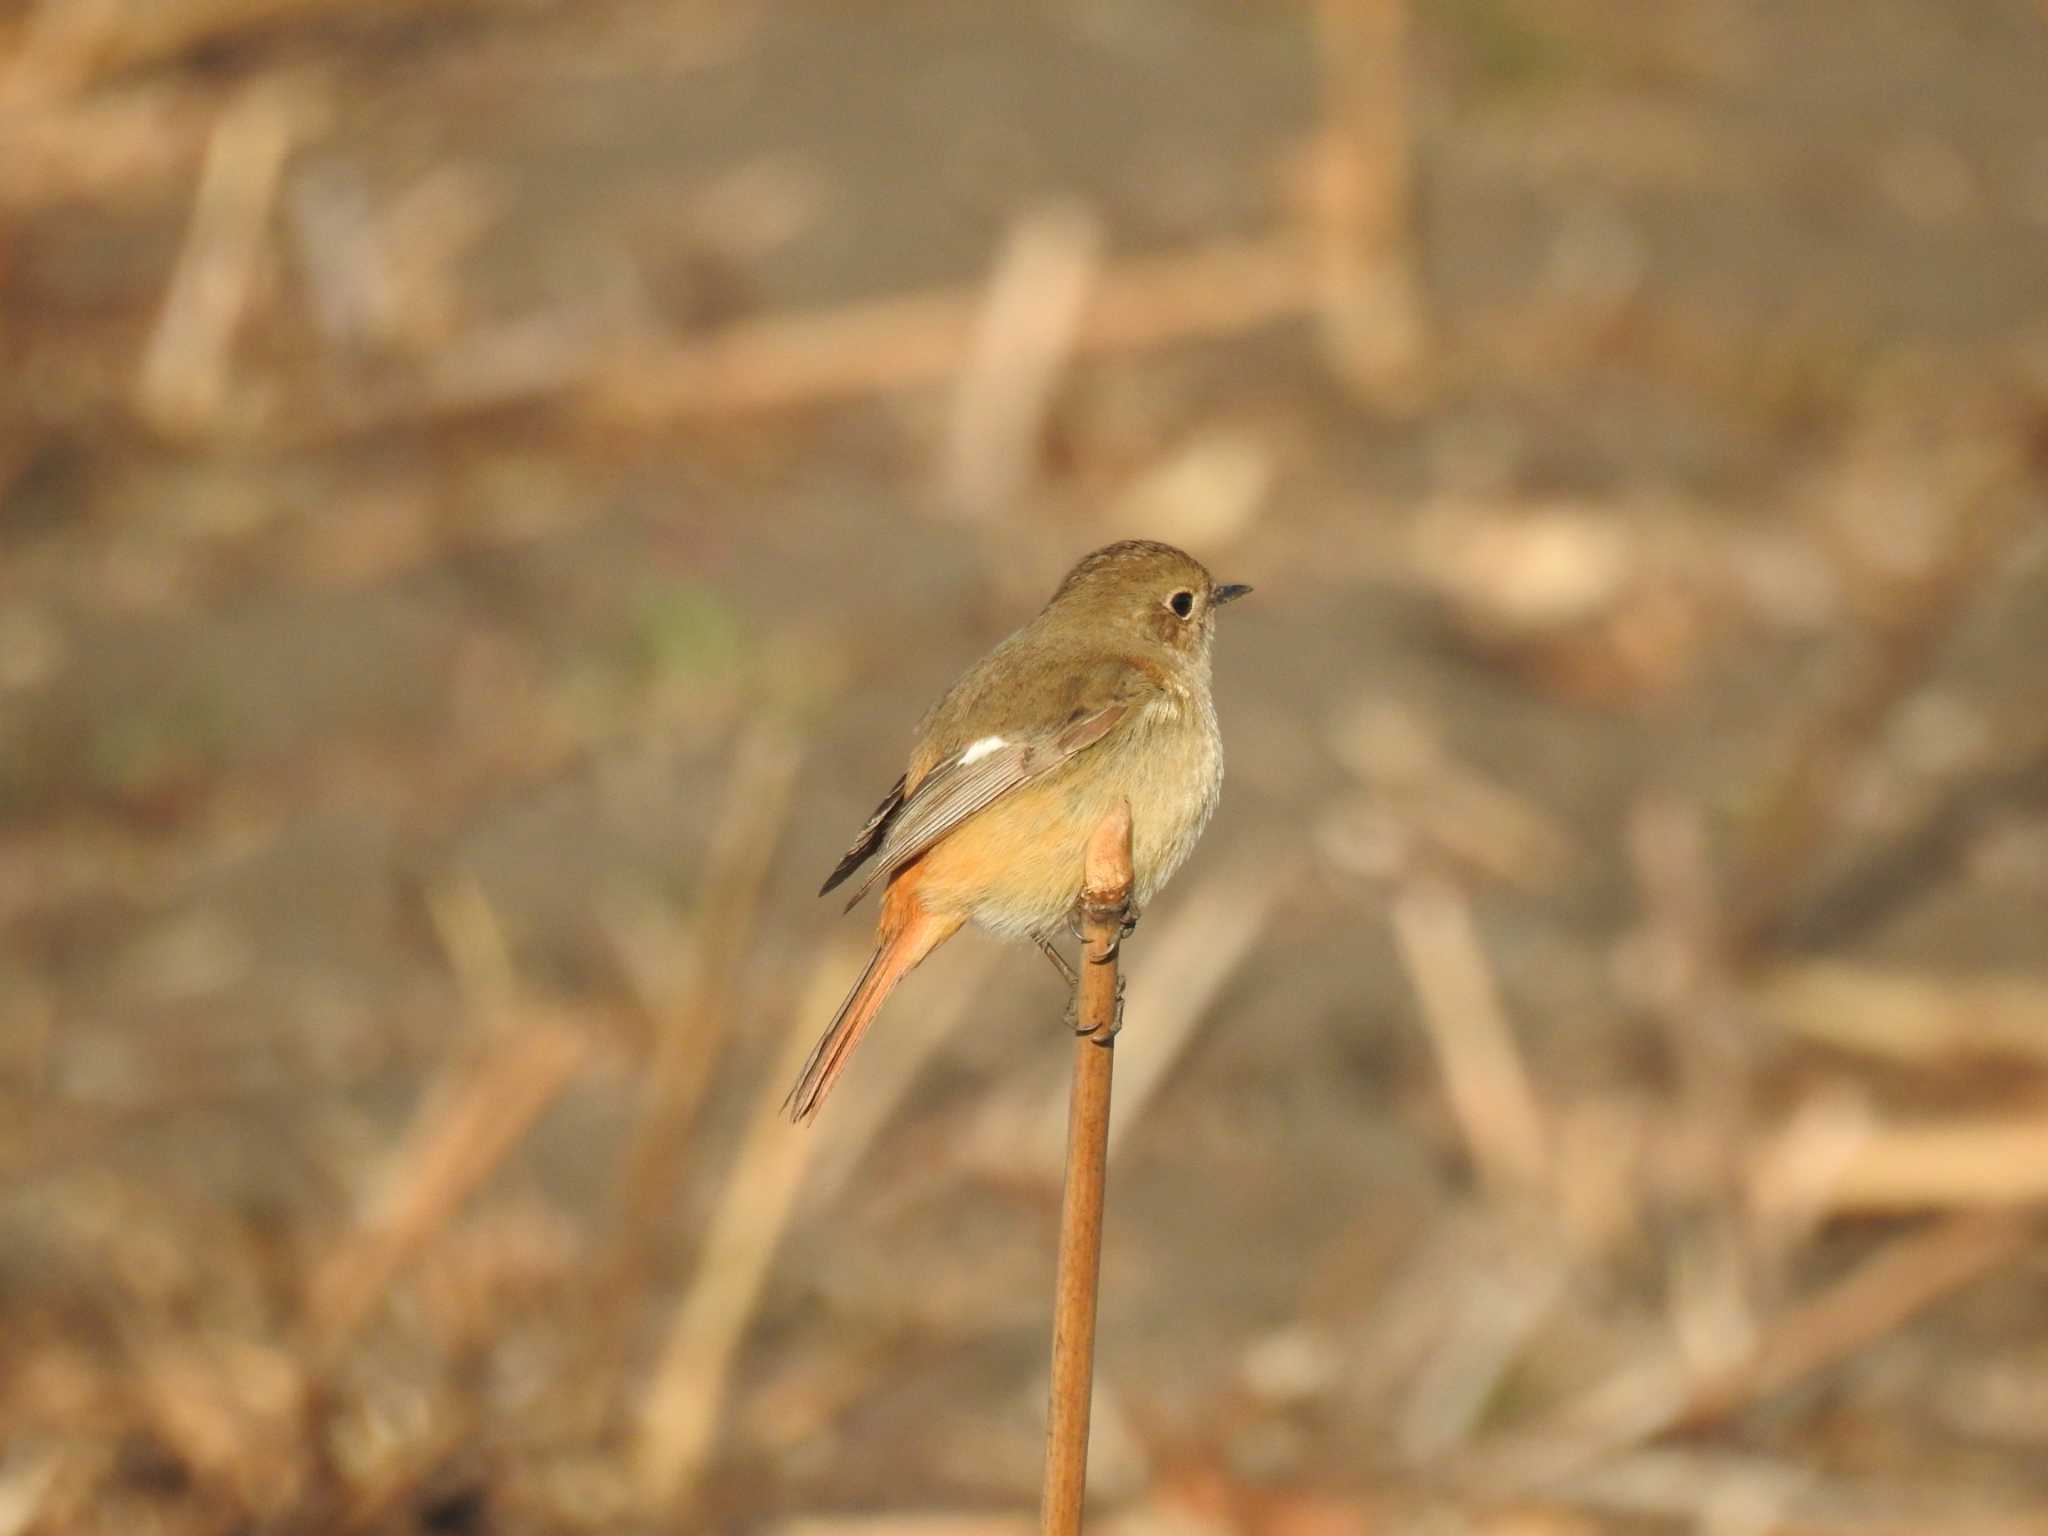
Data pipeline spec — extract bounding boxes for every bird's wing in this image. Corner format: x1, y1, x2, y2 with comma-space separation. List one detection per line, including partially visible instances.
818, 774, 907, 897
829, 658, 1155, 911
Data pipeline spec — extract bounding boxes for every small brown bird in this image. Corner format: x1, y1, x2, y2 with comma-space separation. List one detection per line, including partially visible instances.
787, 540, 1248, 1122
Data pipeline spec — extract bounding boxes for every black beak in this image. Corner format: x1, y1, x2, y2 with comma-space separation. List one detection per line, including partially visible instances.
1213, 583, 1252, 606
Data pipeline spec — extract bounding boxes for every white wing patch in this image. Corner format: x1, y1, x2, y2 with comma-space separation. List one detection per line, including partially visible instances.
959, 735, 1007, 766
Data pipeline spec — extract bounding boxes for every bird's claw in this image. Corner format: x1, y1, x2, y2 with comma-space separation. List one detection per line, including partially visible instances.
1069, 899, 1138, 964
1088, 913, 1138, 966
1068, 971, 1125, 1043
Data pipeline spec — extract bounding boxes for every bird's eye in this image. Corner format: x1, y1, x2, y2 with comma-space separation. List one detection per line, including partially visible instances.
1168, 590, 1195, 619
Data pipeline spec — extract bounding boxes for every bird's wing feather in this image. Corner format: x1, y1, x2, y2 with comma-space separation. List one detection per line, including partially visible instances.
819, 774, 907, 896
834, 658, 1154, 910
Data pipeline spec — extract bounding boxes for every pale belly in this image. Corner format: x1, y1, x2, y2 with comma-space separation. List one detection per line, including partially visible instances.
914, 692, 1223, 939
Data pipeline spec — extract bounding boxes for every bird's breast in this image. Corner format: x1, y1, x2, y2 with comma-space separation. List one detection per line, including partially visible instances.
912, 682, 1224, 940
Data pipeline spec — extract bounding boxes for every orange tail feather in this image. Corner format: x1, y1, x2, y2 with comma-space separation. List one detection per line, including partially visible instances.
786, 894, 962, 1123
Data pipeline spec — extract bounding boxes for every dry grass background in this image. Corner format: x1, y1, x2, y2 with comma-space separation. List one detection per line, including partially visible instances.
3, 1, 2048, 1533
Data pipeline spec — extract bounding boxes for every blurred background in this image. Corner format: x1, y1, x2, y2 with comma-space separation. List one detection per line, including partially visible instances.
4, 2, 2048, 1532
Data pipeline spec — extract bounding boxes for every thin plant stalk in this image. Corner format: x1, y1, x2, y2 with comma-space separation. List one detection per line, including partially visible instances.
1039, 802, 1132, 1536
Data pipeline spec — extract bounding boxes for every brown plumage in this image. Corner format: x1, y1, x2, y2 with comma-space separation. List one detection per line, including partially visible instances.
787, 540, 1248, 1122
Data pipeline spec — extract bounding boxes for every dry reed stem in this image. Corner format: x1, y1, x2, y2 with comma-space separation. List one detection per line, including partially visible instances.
5, 0, 446, 97
1768, 1114, 2048, 1214
136, 73, 324, 436
603, 724, 804, 1331
333, 1410, 475, 1535
1310, 0, 1432, 409
1041, 802, 1133, 1536
584, 235, 1312, 425
771, 1504, 1923, 1536
310, 872, 591, 1361
0, 1452, 58, 1536
426, 870, 520, 1034
311, 1015, 589, 1359
130, 1337, 304, 1517
270, 233, 1313, 444
288, 161, 500, 355
1744, 1088, 1880, 1262
1485, 1213, 2026, 1487
800, 942, 1003, 1213
1727, 437, 2033, 957
772, 1518, 1036, 1536
1626, 797, 1749, 1129
1329, 701, 1579, 894
0, 84, 211, 207
940, 201, 1103, 520
1340, 1212, 1506, 1424
1397, 1238, 1568, 1461
1388, 871, 1551, 1196
1755, 962, 2048, 1067
1624, 798, 1760, 1370
1680, 1212, 2026, 1428
629, 942, 857, 1513
1553, 1447, 2048, 1536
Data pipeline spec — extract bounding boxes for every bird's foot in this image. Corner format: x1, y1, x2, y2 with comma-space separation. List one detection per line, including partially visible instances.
1066, 970, 1125, 1043
1067, 899, 1139, 964
1089, 912, 1138, 965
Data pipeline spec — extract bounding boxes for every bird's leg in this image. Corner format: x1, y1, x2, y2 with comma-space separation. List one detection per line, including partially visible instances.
1038, 936, 1091, 1035
1035, 937, 1080, 989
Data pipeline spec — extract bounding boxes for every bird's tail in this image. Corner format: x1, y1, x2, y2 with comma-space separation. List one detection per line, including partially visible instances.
785, 895, 962, 1124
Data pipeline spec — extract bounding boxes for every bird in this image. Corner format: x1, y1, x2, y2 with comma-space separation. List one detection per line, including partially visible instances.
786, 539, 1249, 1122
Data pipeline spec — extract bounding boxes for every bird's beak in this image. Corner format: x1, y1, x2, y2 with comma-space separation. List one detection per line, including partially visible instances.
1212, 583, 1252, 606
